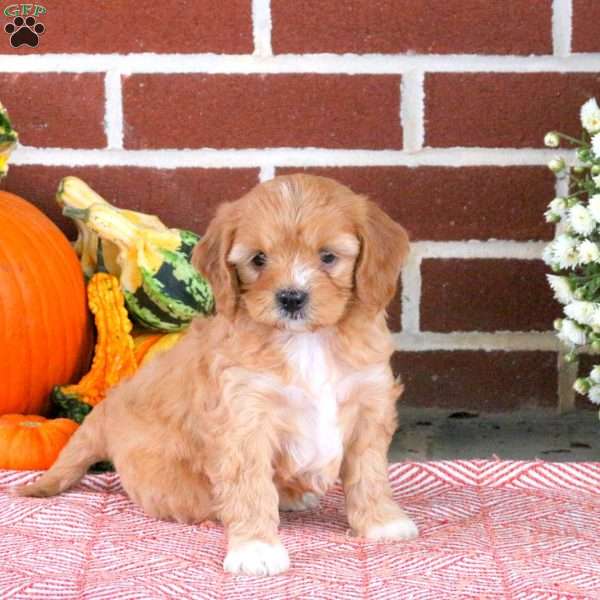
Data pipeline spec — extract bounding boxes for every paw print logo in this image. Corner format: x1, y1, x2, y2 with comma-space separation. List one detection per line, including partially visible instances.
5, 16, 45, 48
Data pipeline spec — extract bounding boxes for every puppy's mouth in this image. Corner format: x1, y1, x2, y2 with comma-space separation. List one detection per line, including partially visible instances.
277, 316, 313, 332
279, 308, 306, 320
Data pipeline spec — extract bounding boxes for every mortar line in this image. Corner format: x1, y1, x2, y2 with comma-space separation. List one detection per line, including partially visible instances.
252, 0, 273, 56
557, 352, 578, 413
259, 165, 275, 181
400, 70, 425, 153
104, 69, 123, 149
4, 53, 600, 73
553, 0, 573, 57
553, 167, 574, 411
393, 331, 559, 352
10, 147, 574, 169
400, 252, 422, 333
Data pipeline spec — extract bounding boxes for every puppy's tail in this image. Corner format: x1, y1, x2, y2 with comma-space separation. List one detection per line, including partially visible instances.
15, 404, 108, 498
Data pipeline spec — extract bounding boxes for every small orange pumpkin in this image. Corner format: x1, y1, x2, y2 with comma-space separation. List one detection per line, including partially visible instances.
0, 414, 79, 470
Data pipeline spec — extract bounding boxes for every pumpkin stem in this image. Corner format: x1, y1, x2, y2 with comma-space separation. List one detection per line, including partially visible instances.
0, 102, 18, 179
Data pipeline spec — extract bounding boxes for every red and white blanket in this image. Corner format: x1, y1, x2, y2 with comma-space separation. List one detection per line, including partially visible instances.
1, 460, 599, 599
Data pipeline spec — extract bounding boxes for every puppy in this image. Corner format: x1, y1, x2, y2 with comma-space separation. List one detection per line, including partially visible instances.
17, 174, 417, 576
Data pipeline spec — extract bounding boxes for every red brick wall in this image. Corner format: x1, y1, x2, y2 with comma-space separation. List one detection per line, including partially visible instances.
0, 0, 588, 411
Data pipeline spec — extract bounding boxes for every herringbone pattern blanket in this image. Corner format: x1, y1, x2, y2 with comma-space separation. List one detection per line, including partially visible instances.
2, 460, 599, 599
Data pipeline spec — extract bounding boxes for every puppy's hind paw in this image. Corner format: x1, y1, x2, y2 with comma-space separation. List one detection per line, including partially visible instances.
12, 481, 55, 498
364, 516, 419, 541
224, 540, 290, 576
279, 492, 320, 512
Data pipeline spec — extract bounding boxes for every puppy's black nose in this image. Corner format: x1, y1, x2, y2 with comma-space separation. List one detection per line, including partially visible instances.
276, 288, 308, 314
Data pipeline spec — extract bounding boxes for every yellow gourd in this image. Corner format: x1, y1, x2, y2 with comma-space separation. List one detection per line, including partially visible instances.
52, 272, 137, 422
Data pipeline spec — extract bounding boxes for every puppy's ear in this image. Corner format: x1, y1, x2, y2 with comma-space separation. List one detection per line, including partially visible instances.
354, 199, 410, 313
192, 202, 239, 320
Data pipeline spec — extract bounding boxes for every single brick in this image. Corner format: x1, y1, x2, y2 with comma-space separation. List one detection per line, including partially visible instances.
425, 73, 600, 148
420, 259, 559, 332
2, 1, 252, 54
2, 166, 259, 238
392, 350, 558, 410
277, 166, 555, 241
272, 0, 552, 55
122, 74, 402, 149
0, 73, 106, 148
572, 0, 600, 52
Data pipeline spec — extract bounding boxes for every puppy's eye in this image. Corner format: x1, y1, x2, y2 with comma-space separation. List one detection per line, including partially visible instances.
320, 251, 337, 265
251, 252, 267, 268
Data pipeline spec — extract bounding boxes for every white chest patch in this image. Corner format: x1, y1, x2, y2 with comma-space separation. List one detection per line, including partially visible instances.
281, 331, 343, 474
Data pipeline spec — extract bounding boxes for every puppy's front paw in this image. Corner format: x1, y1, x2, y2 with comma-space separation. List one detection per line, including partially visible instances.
279, 492, 320, 512
224, 540, 290, 576
364, 516, 419, 541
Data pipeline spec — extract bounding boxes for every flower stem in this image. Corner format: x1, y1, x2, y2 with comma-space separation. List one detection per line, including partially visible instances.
567, 189, 593, 197
557, 132, 587, 146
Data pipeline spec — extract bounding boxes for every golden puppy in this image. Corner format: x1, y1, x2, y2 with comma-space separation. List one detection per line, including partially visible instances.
17, 174, 417, 576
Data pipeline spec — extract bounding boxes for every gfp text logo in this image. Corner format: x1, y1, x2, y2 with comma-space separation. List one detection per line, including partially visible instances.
3, 4, 46, 47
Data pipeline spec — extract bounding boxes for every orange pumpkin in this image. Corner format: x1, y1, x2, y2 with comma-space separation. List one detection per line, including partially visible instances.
0, 414, 79, 470
0, 192, 92, 414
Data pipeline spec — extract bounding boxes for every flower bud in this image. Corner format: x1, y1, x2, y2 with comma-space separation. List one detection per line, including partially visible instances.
578, 147, 592, 164
565, 196, 579, 208
565, 351, 578, 363
574, 378, 591, 394
573, 166, 586, 175
548, 157, 566, 173
592, 340, 600, 353
574, 288, 586, 300
592, 165, 600, 175
554, 318, 564, 331
544, 132, 560, 148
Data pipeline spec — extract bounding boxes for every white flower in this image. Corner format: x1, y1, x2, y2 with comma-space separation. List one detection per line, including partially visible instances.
592, 133, 600, 158
553, 234, 580, 269
589, 194, 600, 222
565, 301, 598, 326
569, 203, 596, 235
547, 275, 575, 304
544, 132, 560, 148
588, 384, 600, 404
590, 366, 600, 384
593, 174, 600, 188
549, 197, 568, 217
581, 98, 600, 134
558, 318, 588, 346
579, 240, 600, 264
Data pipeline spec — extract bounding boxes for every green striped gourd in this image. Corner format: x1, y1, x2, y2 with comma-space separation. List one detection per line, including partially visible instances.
57, 176, 213, 331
